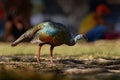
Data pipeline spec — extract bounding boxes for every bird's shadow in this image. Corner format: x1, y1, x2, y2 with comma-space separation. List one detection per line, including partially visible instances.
58, 59, 83, 64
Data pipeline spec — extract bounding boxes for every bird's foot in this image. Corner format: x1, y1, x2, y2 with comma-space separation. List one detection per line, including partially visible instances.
48, 63, 54, 67
37, 59, 41, 64
49, 60, 53, 65
48, 61, 56, 67
37, 61, 41, 64
37, 60, 42, 67
49, 62, 53, 65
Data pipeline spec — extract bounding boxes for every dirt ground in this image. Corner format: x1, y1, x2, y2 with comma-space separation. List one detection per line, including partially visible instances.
0, 56, 120, 80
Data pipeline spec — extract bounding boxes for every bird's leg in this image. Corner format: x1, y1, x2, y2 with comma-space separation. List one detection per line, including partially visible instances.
50, 46, 54, 64
37, 44, 42, 63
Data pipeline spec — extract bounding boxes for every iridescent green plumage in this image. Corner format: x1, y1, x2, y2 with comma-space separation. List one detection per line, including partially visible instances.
11, 21, 75, 47
11, 21, 85, 64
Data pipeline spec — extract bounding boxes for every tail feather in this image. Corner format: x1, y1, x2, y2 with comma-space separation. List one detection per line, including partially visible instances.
11, 23, 44, 46
11, 27, 37, 46
11, 34, 27, 47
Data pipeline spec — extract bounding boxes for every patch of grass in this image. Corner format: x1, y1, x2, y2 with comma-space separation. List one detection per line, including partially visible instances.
0, 40, 120, 59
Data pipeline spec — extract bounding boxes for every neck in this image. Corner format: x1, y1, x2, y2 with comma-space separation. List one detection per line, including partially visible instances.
74, 34, 84, 42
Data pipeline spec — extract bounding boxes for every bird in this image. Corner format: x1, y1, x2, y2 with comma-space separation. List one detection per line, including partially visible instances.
11, 21, 86, 64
